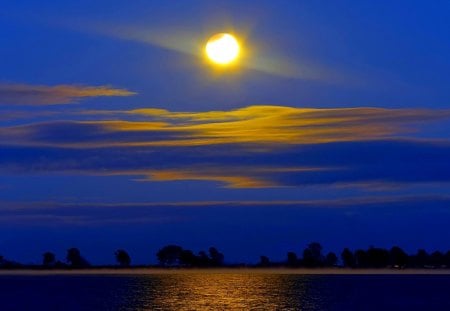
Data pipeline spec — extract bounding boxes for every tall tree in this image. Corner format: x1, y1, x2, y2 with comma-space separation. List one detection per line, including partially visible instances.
302, 242, 324, 267
259, 256, 270, 267
415, 249, 429, 267
115, 249, 131, 267
389, 246, 408, 267
209, 247, 224, 267
355, 249, 369, 268
341, 248, 355, 268
66, 248, 90, 268
325, 252, 338, 267
179, 249, 197, 266
444, 251, 450, 268
197, 251, 210, 267
156, 245, 183, 266
430, 251, 445, 267
287, 252, 298, 267
42, 252, 56, 267
367, 247, 389, 268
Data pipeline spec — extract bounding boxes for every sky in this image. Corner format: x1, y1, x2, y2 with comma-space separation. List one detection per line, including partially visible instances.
1, 0, 450, 265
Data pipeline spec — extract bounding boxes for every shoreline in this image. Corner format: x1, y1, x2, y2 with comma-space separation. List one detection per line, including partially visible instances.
1, 268, 450, 276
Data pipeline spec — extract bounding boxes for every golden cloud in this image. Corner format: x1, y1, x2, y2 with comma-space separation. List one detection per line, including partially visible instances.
1, 105, 448, 148
84, 105, 450, 147
135, 166, 330, 188
0, 83, 136, 105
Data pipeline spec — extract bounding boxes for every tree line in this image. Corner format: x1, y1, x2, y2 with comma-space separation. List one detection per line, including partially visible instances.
1, 243, 450, 269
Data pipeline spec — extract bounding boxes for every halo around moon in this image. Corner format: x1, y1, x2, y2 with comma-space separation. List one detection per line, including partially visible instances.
205, 33, 240, 65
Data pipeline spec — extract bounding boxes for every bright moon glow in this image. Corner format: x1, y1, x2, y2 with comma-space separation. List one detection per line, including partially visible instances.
205, 33, 240, 65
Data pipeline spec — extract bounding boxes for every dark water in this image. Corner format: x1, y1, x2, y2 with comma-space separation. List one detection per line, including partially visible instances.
1, 273, 450, 310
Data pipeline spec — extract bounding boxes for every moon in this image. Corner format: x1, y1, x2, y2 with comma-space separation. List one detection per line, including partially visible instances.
205, 33, 240, 65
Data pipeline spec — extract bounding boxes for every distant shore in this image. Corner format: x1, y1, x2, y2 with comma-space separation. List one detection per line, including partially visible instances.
2, 268, 450, 276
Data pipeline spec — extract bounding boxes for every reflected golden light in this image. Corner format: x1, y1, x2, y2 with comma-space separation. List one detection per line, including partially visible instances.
205, 33, 240, 65
147, 273, 302, 310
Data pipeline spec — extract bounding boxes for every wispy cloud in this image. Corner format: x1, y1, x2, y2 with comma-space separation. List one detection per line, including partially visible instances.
1, 105, 449, 189
1, 105, 447, 147
1, 140, 450, 189
0, 83, 136, 105
1, 195, 450, 226
140, 166, 329, 189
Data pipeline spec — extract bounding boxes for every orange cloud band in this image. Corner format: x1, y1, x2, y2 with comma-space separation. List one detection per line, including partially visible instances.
1, 105, 448, 148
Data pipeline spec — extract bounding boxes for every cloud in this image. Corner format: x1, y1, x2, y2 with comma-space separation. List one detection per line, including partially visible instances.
1, 105, 448, 147
0, 110, 57, 122
1, 195, 450, 226
1, 140, 450, 189
0, 83, 136, 105
135, 141, 450, 188
1, 105, 450, 189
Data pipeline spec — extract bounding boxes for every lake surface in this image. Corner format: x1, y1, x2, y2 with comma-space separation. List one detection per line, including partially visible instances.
1, 273, 449, 310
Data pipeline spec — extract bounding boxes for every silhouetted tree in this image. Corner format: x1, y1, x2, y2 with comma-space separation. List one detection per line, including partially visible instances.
54, 260, 67, 268
179, 249, 197, 267
286, 252, 298, 267
42, 252, 56, 267
430, 251, 445, 267
66, 248, 90, 268
259, 256, 270, 267
209, 247, 224, 267
389, 246, 408, 268
156, 245, 183, 266
367, 247, 389, 268
302, 242, 324, 267
0, 256, 20, 269
115, 249, 131, 267
325, 252, 338, 267
414, 249, 429, 267
197, 251, 210, 267
444, 251, 450, 268
355, 249, 369, 268
341, 248, 355, 268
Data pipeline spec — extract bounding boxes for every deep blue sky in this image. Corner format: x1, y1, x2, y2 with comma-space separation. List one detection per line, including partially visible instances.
1, 0, 450, 264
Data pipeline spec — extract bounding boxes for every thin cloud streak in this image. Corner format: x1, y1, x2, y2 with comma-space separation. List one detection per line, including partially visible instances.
1, 140, 450, 189
139, 166, 332, 189
3, 195, 450, 210
0, 83, 136, 105
1, 195, 450, 226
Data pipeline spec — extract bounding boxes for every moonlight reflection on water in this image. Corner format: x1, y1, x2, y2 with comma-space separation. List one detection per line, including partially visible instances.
1, 273, 450, 310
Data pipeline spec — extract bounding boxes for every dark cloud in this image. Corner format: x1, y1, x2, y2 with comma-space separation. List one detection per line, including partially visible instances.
1, 195, 450, 226
1, 140, 450, 189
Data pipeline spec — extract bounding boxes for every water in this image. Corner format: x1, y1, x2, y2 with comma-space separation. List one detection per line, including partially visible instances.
1, 273, 449, 310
